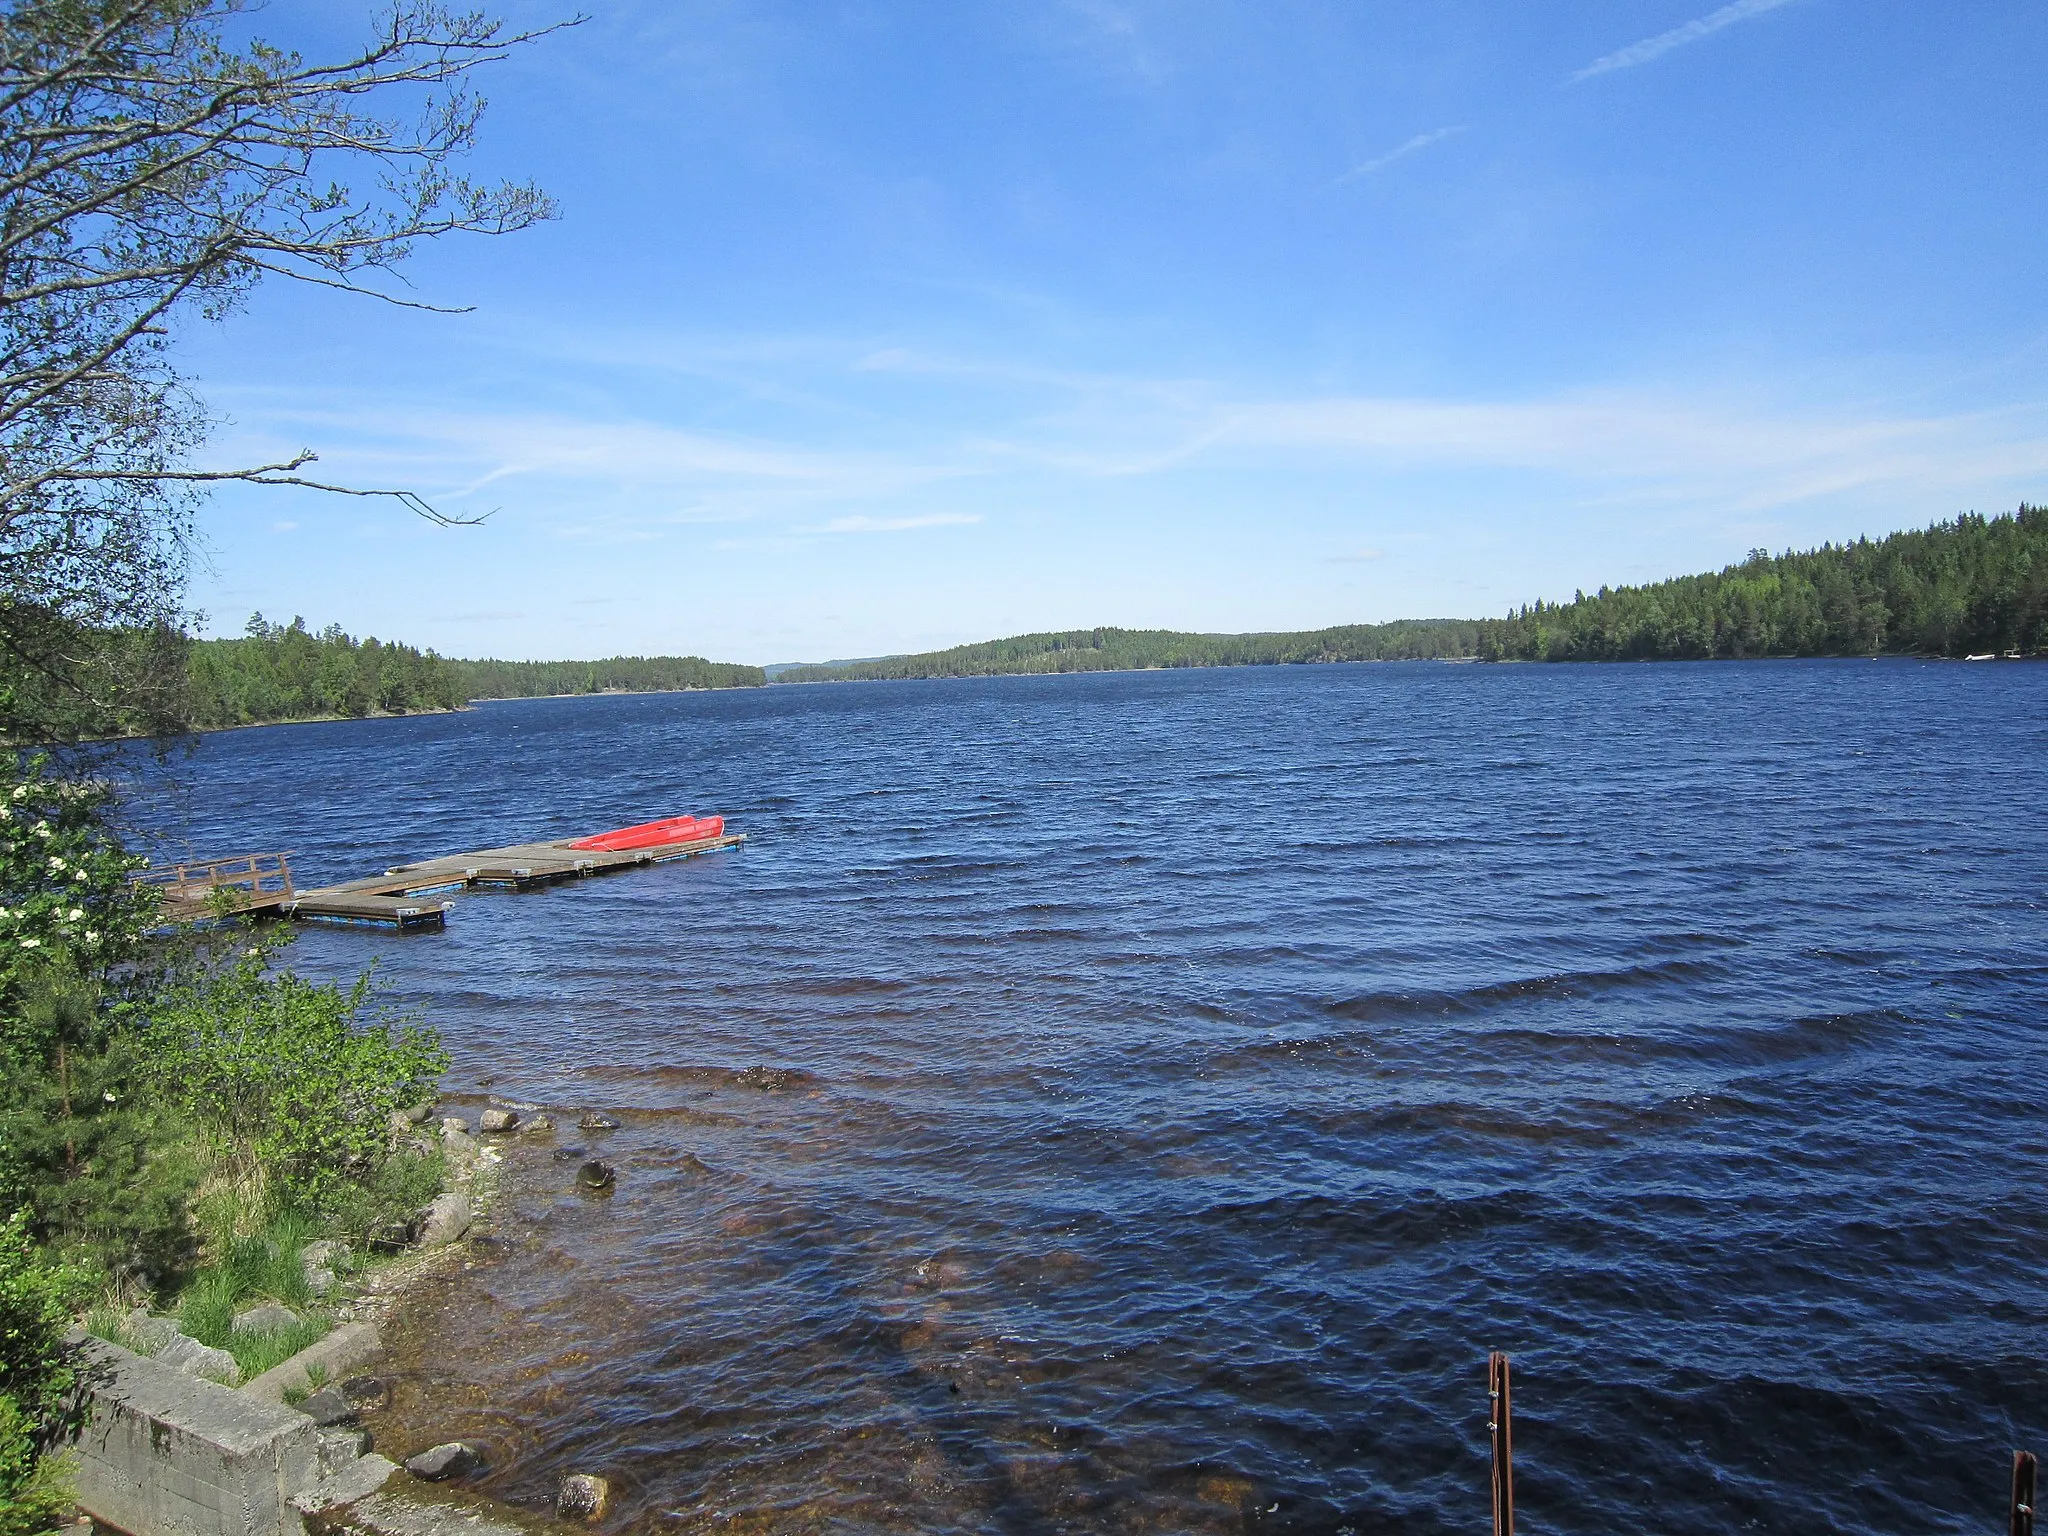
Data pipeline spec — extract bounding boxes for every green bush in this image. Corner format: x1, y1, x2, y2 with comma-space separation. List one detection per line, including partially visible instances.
0, 1212, 85, 1536
325, 1143, 447, 1244
147, 951, 447, 1217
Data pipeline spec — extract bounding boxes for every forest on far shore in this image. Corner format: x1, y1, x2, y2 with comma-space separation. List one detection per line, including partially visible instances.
775, 507, 2048, 681
180, 619, 765, 730
30, 506, 2044, 736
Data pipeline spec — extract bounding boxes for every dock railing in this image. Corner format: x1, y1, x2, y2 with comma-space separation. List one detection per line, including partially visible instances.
131, 852, 295, 911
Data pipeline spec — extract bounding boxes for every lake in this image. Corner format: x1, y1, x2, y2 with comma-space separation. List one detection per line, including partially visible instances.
147, 659, 2048, 1536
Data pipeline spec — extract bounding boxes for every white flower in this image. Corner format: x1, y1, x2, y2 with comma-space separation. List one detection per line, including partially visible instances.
66, 908, 83, 921
33, 823, 50, 838
83, 931, 98, 943
102, 1090, 115, 1103
19, 937, 39, 949
47, 856, 64, 871
10, 784, 25, 800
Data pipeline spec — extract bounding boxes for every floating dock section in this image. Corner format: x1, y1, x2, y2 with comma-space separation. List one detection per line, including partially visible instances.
138, 827, 744, 930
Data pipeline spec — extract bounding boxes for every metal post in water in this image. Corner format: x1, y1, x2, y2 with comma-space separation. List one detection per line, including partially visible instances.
2012, 1450, 2037, 1536
1489, 1351, 1514, 1536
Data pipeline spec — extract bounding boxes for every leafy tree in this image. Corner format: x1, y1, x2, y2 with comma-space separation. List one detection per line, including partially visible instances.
0, 0, 561, 740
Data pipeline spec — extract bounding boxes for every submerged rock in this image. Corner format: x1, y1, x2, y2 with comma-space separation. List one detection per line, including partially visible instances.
478, 1108, 519, 1133
417, 1191, 472, 1246
404, 1442, 479, 1481
339, 1375, 390, 1411
551, 1144, 587, 1161
575, 1159, 616, 1191
556, 1474, 611, 1521
733, 1065, 813, 1092
576, 1111, 619, 1131
522, 1112, 555, 1132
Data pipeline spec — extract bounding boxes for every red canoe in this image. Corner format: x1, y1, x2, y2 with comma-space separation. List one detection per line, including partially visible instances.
568, 814, 725, 852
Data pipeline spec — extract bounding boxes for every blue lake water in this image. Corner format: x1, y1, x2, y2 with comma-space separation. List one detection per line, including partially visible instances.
146, 660, 2048, 1535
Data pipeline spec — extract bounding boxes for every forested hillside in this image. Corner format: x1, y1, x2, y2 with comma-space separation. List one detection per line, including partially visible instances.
187, 617, 466, 727
183, 618, 764, 730
774, 618, 1483, 681
451, 654, 765, 697
1476, 507, 2046, 660
778, 509, 2048, 682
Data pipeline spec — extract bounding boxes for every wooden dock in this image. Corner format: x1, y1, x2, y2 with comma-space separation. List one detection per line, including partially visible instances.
140, 828, 744, 930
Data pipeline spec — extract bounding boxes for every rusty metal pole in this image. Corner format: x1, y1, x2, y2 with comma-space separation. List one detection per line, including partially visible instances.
2013, 1450, 2037, 1536
1489, 1352, 1514, 1536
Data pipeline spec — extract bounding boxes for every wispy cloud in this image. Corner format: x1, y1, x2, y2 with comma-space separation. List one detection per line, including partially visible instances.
1325, 548, 1387, 564
1334, 126, 1466, 184
814, 513, 983, 534
1573, 0, 1799, 82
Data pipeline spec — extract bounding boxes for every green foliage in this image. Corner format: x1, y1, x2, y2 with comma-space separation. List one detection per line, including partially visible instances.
0, 1026, 199, 1290
447, 653, 766, 696
0, 759, 157, 1026
185, 616, 467, 727
0, 759, 192, 1286
0, 1211, 84, 1535
0, 1404, 72, 1536
324, 1142, 446, 1245
147, 948, 448, 1217
201, 1213, 316, 1311
1472, 508, 2048, 661
182, 618, 765, 728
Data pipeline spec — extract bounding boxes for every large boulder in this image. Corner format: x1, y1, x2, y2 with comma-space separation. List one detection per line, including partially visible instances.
417, 1191, 472, 1246
478, 1108, 519, 1133
233, 1301, 300, 1335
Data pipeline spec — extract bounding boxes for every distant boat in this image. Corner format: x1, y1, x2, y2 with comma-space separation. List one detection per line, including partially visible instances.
1965, 653, 1996, 661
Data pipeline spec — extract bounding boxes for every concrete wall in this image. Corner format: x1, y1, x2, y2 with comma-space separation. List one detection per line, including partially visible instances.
64, 1335, 322, 1536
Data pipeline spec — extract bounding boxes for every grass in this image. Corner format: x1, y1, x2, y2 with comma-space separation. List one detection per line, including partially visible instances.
227, 1317, 330, 1381
83, 1302, 133, 1350
167, 1210, 335, 1377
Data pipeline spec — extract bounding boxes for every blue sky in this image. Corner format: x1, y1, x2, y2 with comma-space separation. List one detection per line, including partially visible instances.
183, 1, 2048, 664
